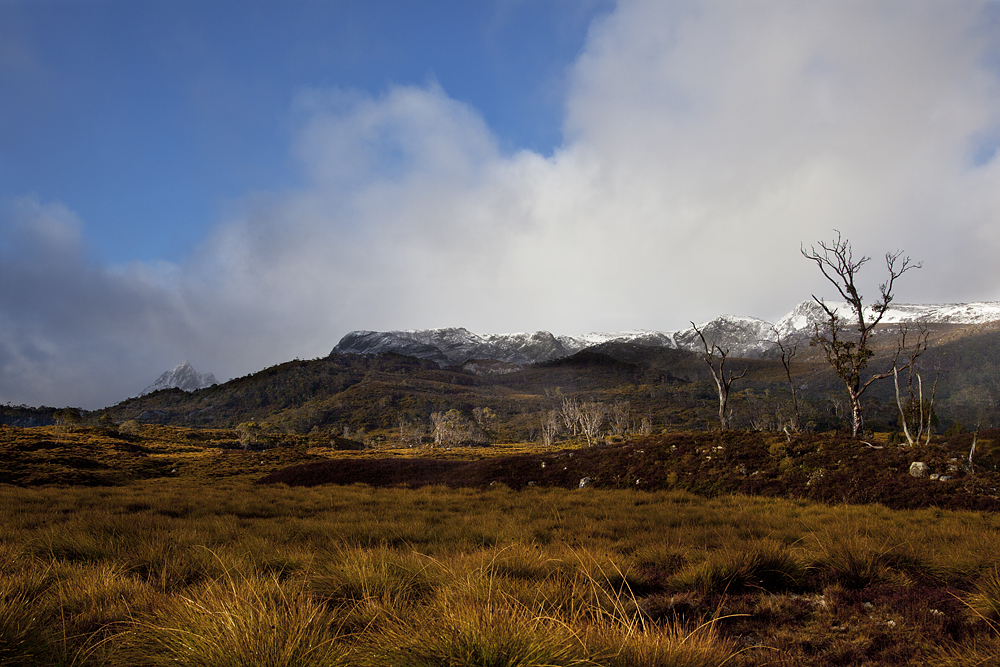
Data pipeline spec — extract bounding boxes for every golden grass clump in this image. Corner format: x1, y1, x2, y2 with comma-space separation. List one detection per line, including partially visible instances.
968, 567, 1000, 623
583, 620, 745, 667
360, 595, 592, 667
133, 569, 351, 667
668, 539, 805, 596
0, 564, 53, 667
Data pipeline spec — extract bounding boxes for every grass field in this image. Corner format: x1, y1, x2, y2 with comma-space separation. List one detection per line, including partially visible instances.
4, 425, 1000, 665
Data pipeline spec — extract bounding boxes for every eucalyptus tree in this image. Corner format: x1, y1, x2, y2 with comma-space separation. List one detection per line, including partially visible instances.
692, 322, 747, 431
802, 231, 920, 438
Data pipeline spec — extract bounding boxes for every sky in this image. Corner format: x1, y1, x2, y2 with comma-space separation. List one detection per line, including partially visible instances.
3, 0, 1000, 410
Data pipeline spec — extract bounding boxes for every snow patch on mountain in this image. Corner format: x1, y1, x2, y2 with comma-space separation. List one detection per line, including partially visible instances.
774, 300, 1000, 337
331, 300, 1000, 366
141, 361, 218, 396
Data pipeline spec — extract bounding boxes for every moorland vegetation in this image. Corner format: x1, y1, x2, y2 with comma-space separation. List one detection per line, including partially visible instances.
4, 422, 1000, 666
7, 464, 1000, 667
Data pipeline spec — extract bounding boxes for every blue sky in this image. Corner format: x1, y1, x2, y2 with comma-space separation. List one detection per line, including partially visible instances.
3, 0, 1000, 409
1, 1, 610, 263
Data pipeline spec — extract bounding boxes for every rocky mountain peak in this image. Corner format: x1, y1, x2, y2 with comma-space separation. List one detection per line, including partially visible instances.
140, 361, 218, 396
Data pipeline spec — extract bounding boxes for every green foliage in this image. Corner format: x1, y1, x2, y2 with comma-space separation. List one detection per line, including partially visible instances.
119, 418, 142, 436
236, 421, 266, 449
53, 407, 82, 428
944, 422, 966, 437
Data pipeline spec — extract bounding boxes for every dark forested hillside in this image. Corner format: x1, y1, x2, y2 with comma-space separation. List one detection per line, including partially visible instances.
83, 327, 1000, 443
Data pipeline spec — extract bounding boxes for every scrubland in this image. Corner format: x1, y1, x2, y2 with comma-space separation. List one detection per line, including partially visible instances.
5, 425, 1000, 665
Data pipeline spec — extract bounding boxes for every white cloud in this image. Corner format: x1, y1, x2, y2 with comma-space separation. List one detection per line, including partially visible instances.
0, 196, 201, 408
4, 0, 1000, 408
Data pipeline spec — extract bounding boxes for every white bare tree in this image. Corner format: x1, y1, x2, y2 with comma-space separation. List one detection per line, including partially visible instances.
560, 396, 581, 436
430, 409, 471, 448
398, 418, 425, 447
540, 409, 559, 447
772, 329, 801, 432
472, 406, 498, 445
890, 324, 938, 446
578, 401, 608, 447
692, 322, 747, 431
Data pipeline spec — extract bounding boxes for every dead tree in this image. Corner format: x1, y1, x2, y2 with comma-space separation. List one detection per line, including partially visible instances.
540, 409, 559, 447
802, 231, 920, 437
398, 418, 425, 447
773, 330, 801, 432
579, 401, 608, 447
431, 409, 470, 448
610, 400, 632, 436
890, 324, 937, 446
692, 322, 747, 431
560, 396, 581, 436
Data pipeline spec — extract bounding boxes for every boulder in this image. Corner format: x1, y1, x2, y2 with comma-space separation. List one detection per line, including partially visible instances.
909, 462, 928, 478
579, 477, 593, 488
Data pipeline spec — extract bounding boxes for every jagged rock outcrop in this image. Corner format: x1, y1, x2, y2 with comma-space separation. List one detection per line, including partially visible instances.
140, 362, 217, 396
332, 328, 580, 366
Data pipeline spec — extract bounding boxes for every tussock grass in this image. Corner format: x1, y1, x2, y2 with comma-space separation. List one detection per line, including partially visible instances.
584, 620, 744, 667
4, 480, 1000, 665
362, 595, 592, 667
133, 567, 351, 667
0, 564, 53, 667
811, 525, 944, 590
670, 539, 805, 595
968, 567, 1000, 624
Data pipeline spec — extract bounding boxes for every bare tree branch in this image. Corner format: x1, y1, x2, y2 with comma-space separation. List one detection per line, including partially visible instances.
693, 322, 747, 430
801, 231, 921, 437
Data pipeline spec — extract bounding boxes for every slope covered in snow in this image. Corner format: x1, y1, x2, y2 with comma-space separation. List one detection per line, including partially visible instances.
140, 362, 218, 396
774, 300, 1000, 337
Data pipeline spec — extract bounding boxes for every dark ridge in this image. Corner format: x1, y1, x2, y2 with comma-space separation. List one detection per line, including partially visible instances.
259, 431, 1000, 512
537, 348, 637, 369
258, 458, 472, 488
330, 436, 365, 451
588, 341, 696, 365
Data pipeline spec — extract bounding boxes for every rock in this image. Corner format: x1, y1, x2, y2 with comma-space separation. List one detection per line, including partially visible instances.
579, 477, 593, 488
909, 462, 928, 478
141, 361, 217, 395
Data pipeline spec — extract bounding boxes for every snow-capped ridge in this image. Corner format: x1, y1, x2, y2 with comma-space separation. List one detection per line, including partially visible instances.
330, 300, 1000, 367
140, 361, 218, 396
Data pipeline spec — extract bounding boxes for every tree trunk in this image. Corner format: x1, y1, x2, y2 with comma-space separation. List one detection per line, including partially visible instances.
850, 390, 863, 438
717, 383, 729, 430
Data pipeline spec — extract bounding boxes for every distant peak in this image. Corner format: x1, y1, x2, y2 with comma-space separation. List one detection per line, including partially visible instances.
140, 361, 217, 396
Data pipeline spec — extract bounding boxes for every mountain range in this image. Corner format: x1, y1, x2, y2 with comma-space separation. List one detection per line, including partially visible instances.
331, 299, 1000, 367
103, 298, 1000, 436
